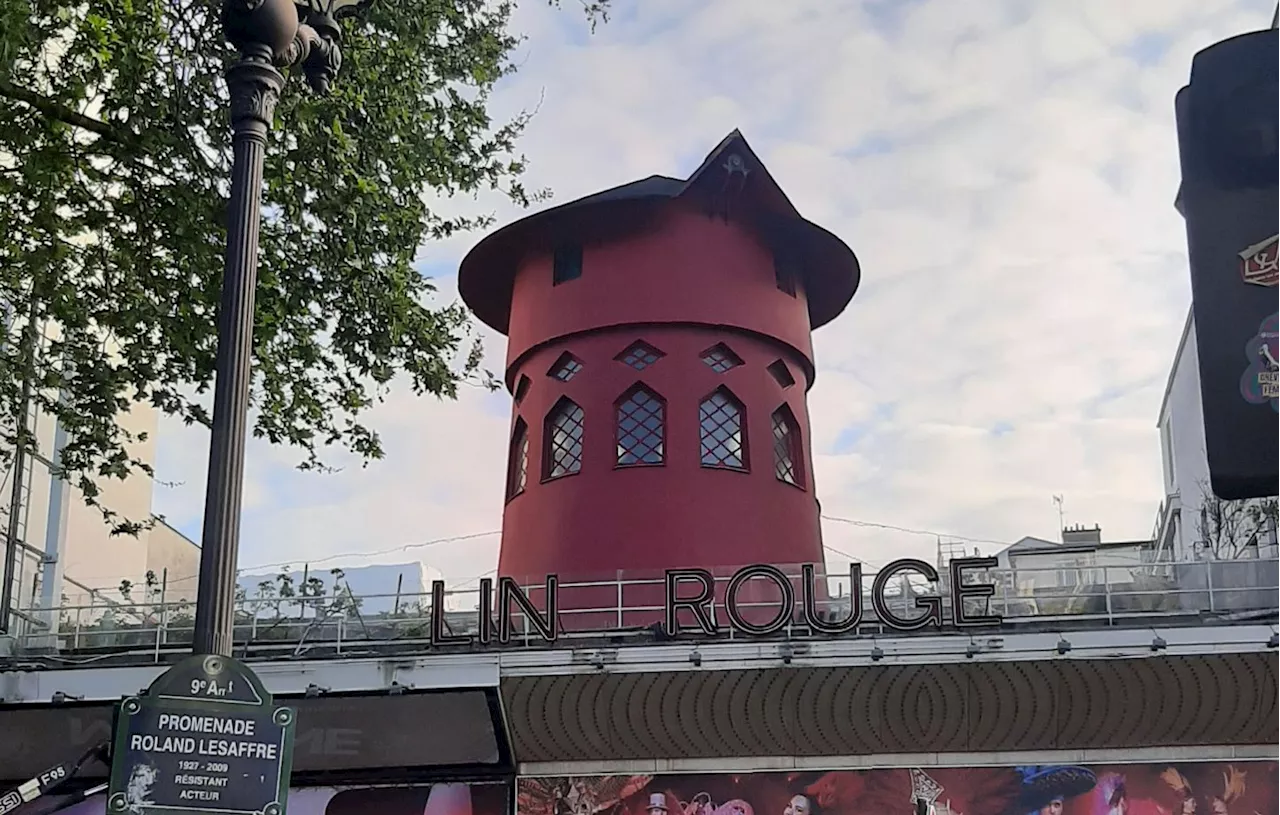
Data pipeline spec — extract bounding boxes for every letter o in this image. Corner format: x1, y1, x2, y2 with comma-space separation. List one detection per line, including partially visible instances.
725, 564, 795, 636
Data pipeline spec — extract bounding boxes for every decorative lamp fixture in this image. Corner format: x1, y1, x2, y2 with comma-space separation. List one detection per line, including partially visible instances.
296, 0, 374, 20
1150, 635, 1168, 652
1056, 637, 1072, 655
869, 645, 885, 662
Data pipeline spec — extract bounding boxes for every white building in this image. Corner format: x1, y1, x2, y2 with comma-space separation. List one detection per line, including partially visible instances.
995, 526, 1155, 593
1, 313, 200, 640
1152, 309, 1279, 562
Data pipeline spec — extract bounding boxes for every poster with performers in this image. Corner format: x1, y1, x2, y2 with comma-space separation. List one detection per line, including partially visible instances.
517, 761, 1278, 815
10, 780, 508, 815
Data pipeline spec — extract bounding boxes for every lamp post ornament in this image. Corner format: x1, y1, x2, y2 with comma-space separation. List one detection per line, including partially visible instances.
104, 3, 370, 812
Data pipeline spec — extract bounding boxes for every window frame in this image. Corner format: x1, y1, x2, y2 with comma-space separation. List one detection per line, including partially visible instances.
766, 359, 796, 388
506, 417, 530, 501
615, 340, 666, 371
615, 383, 666, 468
771, 404, 805, 489
542, 396, 585, 481
700, 343, 744, 374
1160, 417, 1176, 489
548, 351, 584, 382
773, 249, 797, 297
698, 386, 749, 472
552, 244, 583, 285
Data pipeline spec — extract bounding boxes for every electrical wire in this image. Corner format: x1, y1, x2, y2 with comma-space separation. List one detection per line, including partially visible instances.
237, 529, 500, 574
65, 529, 504, 593
53, 515, 1016, 605
820, 513, 1013, 547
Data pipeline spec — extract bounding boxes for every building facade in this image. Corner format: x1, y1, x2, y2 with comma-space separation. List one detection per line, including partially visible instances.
459, 130, 860, 595
1, 314, 199, 642
1153, 309, 1279, 563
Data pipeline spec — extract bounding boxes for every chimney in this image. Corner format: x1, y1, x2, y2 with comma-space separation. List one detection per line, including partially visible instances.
1062, 524, 1102, 545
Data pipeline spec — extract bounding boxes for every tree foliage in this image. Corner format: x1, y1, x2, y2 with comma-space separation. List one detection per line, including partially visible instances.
0, 0, 606, 533
1194, 480, 1279, 560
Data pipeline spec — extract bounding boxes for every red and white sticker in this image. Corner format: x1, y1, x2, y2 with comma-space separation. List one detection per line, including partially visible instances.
1239, 234, 1278, 287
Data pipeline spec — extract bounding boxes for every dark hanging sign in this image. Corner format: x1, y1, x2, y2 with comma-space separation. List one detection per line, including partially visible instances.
107, 654, 295, 815
1174, 27, 1279, 500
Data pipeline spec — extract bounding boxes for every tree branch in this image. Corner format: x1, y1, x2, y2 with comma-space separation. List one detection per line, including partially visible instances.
0, 79, 140, 148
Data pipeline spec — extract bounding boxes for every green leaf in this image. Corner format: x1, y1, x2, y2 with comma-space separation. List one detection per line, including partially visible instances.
0, 0, 609, 533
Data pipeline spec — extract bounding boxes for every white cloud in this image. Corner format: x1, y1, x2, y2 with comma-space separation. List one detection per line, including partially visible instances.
153, 0, 1273, 586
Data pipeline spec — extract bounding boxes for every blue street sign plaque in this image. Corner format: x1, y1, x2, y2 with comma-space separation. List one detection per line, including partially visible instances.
107, 654, 294, 815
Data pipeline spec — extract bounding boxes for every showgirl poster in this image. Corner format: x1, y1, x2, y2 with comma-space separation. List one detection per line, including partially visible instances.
517, 761, 1279, 815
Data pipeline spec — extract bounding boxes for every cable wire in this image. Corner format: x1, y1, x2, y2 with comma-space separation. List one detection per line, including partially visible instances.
821, 513, 1012, 547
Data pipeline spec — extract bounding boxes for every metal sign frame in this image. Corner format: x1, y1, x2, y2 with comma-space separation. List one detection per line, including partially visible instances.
107, 654, 295, 815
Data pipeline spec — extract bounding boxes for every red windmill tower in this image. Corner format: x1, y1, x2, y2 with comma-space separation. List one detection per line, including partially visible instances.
459, 130, 860, 627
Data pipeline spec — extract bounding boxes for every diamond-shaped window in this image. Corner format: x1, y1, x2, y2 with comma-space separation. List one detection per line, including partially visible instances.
513, 375, 532, 403
543, 397, 584, 480
616, 386, 665, 466
767, 359, 795, 388
699, 388, 747, 470
701, 343, 743, 374
616, 341, 664, 371
772, 406, 803, 488
548, 352, 584, 382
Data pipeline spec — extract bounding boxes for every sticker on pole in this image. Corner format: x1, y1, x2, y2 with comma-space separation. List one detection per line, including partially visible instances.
107, 654, 295, 815
1239, 234, 1278, 287
1240, 312, 1280, 410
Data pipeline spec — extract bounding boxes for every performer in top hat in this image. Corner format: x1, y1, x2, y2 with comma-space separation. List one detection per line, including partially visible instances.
1014, 766, 1099, 815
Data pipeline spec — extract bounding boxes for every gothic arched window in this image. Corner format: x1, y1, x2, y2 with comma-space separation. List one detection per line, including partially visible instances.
506, 418, 529, 499
543, 397, 585, 480
699, 388, 747, 470
771, 405, 803, 488
616, 385, 665, 466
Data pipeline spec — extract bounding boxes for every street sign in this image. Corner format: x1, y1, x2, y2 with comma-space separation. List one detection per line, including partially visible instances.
107, 654, 295, 815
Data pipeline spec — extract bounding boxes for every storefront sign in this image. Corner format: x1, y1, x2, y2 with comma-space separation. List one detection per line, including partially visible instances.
427, 557, 1003, 645
107, 655, 295, 815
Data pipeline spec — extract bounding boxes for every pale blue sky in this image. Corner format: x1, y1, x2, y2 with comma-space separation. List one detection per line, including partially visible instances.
153, 0, 1273, 588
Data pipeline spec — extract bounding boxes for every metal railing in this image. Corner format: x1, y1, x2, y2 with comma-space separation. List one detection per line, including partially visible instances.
9, 556, 1277, 660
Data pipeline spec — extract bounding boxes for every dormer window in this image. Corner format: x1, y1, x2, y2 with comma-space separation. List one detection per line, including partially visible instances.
553, 245, 582, 285
774, 249, 797, 297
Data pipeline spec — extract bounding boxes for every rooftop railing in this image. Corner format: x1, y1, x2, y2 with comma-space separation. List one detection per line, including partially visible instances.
8, 556, 1277, 664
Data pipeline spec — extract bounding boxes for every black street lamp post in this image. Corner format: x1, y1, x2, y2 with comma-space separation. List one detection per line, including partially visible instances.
192, 0, 366, 657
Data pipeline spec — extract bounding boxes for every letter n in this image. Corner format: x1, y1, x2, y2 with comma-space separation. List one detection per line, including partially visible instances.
498, 575, 558, 643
